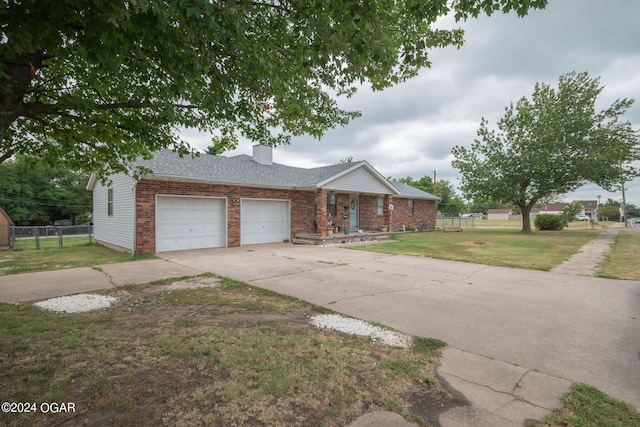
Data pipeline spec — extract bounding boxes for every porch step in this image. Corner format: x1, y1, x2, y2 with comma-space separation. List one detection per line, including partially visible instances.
292, 238, 319, 245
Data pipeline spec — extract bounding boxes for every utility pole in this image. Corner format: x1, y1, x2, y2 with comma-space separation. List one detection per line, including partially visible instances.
433, 170, 437, 196
621, 181, 629, 227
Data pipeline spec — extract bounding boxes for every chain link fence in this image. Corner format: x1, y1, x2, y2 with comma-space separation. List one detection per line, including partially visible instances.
10, 225, 93, 250
435, 217, 475, 229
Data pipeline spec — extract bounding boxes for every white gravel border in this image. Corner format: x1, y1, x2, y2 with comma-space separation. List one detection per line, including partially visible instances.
32, 295, 411, 349
33, 294, 118, 313
310, 313, 412, 348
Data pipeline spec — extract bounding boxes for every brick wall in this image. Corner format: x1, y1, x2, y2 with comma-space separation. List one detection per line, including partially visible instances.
135, 179, 316, 254
359, 195, 385, 231
392, 198, 437, 231
314, 193, 437, 233
134, 180, 438, 253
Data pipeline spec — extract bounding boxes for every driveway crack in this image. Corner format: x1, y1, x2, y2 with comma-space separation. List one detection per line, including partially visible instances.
329, 283, 435, 304
92, 266, 116, 287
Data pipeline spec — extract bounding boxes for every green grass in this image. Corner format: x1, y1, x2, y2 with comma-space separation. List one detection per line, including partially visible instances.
438, 219, 614, 229
353, 229, 600, 271
539, 383, 640, 427
12, 235, 93, 250
0, 242, 155, 276
0, 278, 448, 426
597, 231, 640, 281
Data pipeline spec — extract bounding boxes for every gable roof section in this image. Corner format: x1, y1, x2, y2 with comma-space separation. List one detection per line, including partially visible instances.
316, 162, 398, 194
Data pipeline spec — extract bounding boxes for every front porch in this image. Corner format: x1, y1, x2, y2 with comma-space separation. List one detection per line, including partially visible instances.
315, 188, 393, 238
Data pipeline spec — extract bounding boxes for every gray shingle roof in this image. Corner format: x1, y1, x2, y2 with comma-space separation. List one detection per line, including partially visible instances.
132, 150, 439, 200
389, 180, 440, 200
134, 150, 354, 188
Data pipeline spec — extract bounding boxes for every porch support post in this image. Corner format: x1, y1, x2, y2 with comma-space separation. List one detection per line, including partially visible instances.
385, 194, 393, 232
316, 188, 327, 236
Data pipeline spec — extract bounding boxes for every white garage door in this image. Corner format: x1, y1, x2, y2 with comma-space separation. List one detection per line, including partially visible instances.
241, 199, 290, 245
156, 196, 226, 252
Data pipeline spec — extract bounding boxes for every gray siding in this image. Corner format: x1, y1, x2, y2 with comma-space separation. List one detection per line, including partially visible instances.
93, 173, 135, 252
322, 167, 393, 194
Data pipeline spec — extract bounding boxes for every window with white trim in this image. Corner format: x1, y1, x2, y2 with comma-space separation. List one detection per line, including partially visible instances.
107, 188, 114, 216
408, 199, 414, 215
377, 197, 384, 215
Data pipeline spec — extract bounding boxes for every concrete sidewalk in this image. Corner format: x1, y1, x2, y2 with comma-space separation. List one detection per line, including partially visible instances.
551, 229, 618, 275
0, 259, 202, 303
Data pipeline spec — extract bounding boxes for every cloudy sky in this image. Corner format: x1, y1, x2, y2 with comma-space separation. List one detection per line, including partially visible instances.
184, 0, 640, 208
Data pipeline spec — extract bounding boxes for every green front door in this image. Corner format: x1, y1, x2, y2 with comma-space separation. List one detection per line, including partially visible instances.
349, 196, 359, 230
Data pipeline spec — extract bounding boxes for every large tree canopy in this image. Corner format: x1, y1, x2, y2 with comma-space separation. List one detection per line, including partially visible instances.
0, 155, 92, 224
451, 72, 639, 233
1, 0, 547, 176
398, 175, 465, 216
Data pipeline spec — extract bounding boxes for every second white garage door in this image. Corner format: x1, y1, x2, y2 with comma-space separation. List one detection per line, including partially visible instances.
241, 199, 290, 245
156, 196, 226, 252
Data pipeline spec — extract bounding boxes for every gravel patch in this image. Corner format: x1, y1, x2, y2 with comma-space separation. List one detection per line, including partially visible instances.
34, 294, 118, 313
32, 294, 411, 349
310, 314, 412, 348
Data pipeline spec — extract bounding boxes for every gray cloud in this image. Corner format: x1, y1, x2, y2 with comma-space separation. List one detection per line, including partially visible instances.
184, 0, 640, 206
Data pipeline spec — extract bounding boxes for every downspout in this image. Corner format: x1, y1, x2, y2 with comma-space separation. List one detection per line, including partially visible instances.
131, 181, 137, 255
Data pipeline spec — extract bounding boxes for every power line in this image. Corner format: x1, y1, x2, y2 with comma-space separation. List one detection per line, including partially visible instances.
0, 194, 91, 210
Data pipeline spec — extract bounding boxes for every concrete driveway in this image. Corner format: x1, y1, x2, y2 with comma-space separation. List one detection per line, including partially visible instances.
161, 243, 640, 408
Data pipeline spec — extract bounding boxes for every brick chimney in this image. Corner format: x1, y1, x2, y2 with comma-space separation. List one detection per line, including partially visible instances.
252, 144, 273, 165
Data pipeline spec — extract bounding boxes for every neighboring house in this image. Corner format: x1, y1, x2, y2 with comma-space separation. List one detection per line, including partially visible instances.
87, 145, 439, 254
528, 201, 599, 219
531, 203, 567, 216
580, 200, 598, 218
487, 209, 512, 221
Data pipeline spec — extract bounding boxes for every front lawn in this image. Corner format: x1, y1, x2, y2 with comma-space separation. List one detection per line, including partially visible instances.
0, 243, 155, 276
538, 383, 640, 427
0, 276, 451, 426
353, 229, 600, 271
597, 231, 640, 281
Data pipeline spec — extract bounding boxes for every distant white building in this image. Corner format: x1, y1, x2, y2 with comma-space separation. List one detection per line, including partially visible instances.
487, 209, 512, 220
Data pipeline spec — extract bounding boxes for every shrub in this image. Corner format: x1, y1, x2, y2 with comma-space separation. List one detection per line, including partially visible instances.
534, 213, 567, 230
405, 225, 416, 232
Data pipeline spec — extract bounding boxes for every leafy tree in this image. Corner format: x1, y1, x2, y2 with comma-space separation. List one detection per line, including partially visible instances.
204, 145, 223, 156
465, 198, 503, 216
1, 0, 547, 176
598, 199, 639, 221
627, 204, 640, 218
599, 204, 621, 221
338, 156, 354, 164
562, 201, 584, 222
452, 72, 640, 233
399, 175, 465, 216
0, 156, 91, 224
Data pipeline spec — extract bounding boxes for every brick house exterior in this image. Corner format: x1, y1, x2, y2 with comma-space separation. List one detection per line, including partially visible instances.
88, 146, 439, 254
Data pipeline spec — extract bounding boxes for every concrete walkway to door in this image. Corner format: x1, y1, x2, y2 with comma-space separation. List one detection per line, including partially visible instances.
161, 242, 640, 412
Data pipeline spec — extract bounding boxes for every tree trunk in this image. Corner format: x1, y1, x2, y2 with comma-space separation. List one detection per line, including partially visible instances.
521, 204, 533, 233
0, 51, 50, 163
